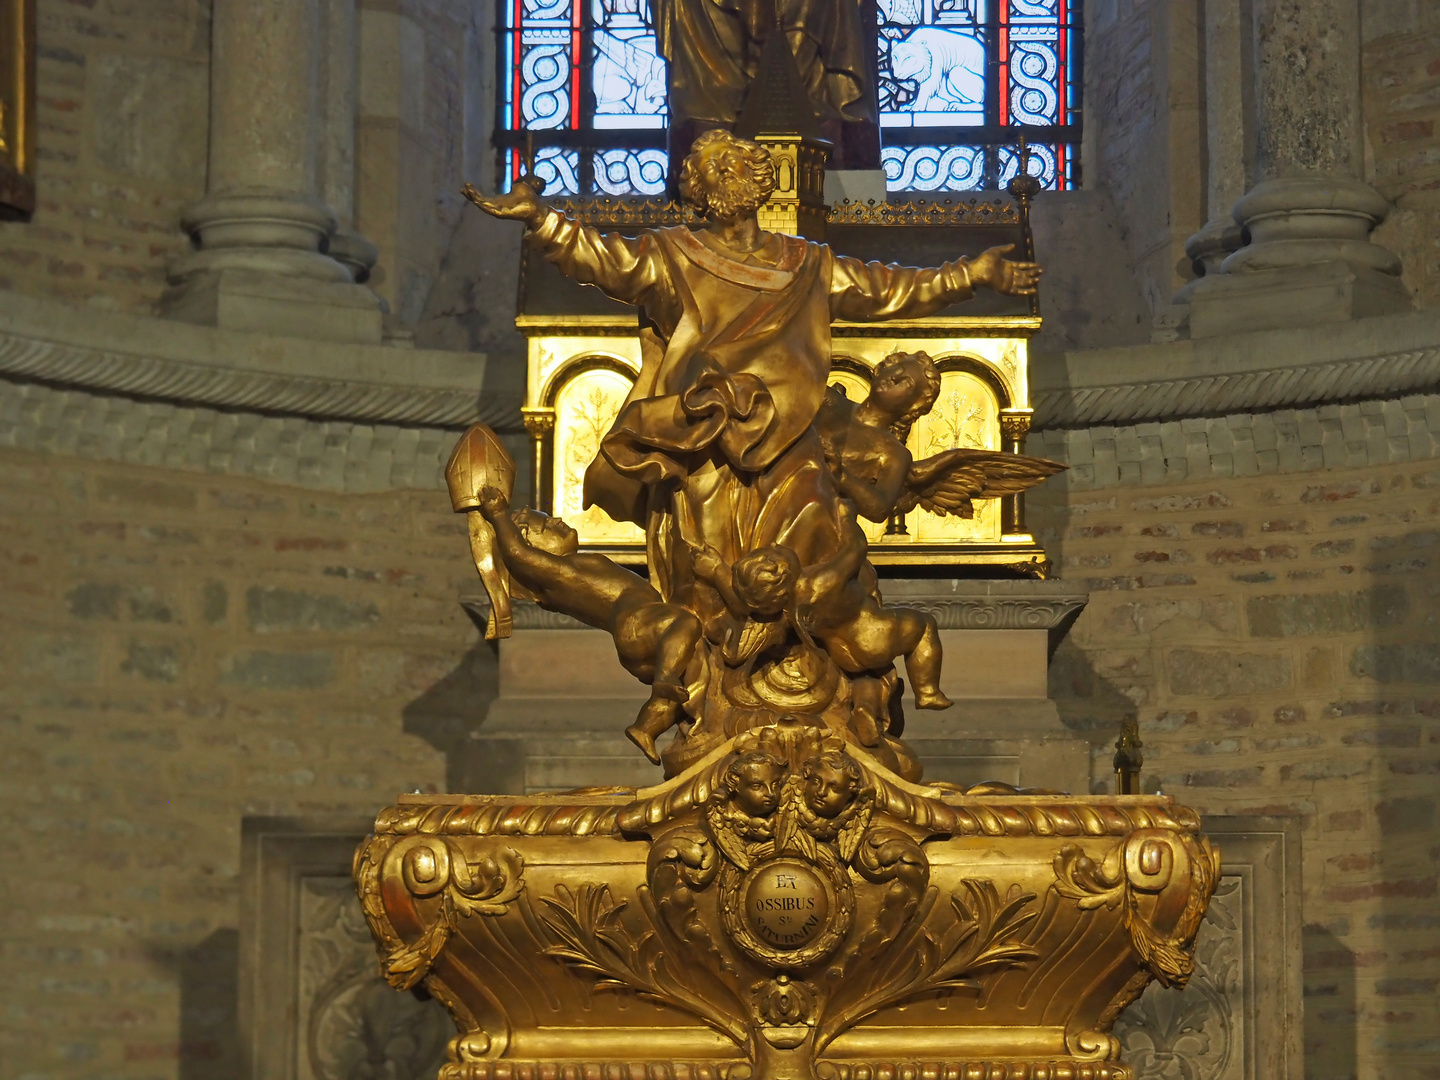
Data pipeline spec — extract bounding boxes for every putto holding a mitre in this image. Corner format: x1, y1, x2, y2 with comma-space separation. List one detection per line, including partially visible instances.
450, 129, 1062, 779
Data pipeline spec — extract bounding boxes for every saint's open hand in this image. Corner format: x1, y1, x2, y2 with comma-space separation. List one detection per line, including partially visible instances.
462, 181, 542, 224
968, 243, 1042, 297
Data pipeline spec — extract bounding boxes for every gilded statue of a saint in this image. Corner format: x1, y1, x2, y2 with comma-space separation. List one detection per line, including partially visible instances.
462, 129, 1042, 774
655, 0, 875, 156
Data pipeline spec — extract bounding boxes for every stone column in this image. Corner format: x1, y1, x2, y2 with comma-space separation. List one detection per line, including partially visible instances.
318, 0, 380, 284
1184, 0, 1411, 338
164, 0, 384, 343
1175, 0, 1246, 294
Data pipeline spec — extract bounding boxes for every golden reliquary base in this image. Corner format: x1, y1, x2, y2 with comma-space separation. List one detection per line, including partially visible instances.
355, 723, 1217, 1080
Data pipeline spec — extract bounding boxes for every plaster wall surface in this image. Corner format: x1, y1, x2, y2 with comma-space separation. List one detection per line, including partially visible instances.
1365, 15, 1440, 310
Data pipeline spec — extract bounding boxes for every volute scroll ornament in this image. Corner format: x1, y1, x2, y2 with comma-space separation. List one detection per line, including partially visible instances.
1054, 829, 1221, 992
355, 834, 525, 992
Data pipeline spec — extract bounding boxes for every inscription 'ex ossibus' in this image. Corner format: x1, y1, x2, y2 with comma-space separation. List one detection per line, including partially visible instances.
744, 859, 831, 949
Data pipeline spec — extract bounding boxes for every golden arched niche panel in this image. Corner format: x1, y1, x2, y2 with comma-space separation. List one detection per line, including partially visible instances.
550, 365, 645, 546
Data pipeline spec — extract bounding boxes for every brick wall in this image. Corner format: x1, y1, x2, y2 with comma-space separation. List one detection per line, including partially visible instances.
0, 0, 480, 324
1029, 453, 1440, 1080
0, 0, 210, 312
0, 444, 494, 1078
1365, 19, 1440, 311
1082, 0, 1203, 318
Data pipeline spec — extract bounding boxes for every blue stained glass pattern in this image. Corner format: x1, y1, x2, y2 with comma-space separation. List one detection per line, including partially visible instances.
996, 141, 1069, 190
520, 41, 573, 128
592, 0, 667, 128
506, 146, 581, 195
593, 149, 668, 194
877, 0, 987, 128
506, 0, 580, 133
881, 144, 985, 191
1005, 0, 1063, 126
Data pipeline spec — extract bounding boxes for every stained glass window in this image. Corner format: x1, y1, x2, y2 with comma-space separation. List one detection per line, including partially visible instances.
495, 0, 1079, 196
498, 0, 668, 195
877, 0, 1080, 192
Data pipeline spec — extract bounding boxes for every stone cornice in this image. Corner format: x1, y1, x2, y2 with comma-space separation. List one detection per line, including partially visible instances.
878, 579, 1088, 656
1032, 309, 1440, 429
0, 291, 519, 430
4, 293, 1438, 439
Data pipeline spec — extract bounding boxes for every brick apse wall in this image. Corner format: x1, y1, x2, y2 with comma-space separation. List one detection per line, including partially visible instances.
3, 377, 1439, 1079
1030, 407, 1440, 1080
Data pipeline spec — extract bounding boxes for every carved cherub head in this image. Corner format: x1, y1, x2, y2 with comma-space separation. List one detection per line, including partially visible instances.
510, 507, 580, 556
679, 130, 776, 222
800, 751, 863, 819
869, 351, 942, 441
725, 751, 789, 818
731, 546, 801, 616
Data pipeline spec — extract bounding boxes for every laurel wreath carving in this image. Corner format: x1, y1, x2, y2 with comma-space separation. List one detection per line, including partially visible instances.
813, 879, 1040, 1051
535, 883, 750, 1045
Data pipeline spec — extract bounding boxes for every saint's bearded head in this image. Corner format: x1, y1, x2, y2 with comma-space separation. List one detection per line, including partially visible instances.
679, 130, 776, 221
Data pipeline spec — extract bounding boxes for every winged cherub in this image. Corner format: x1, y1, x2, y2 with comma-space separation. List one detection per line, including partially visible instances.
814, 350, 1065, 523
476, 486, 702, 763
692, 502, 952, 718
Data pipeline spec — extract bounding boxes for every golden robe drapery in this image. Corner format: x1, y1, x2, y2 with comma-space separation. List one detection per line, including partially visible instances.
526, 207, 975, 582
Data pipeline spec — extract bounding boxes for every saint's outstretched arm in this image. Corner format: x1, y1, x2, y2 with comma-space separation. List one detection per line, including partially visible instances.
827, 242, 1041, 321
463, 180, 669, 309
828, 251, 975, 321
528, 209, 669, 308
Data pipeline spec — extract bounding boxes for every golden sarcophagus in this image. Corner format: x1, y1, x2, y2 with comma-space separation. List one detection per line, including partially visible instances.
356, 724, 1217, 1080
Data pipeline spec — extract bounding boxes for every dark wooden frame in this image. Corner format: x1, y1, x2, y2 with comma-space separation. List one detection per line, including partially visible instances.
0, 0, 35, 216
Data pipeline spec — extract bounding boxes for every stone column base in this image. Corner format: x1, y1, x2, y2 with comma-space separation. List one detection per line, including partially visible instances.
165, 188, 385, 344
1186, 259, 1413, 339
162, 267, 385, 344
1182, 176, 1411, 339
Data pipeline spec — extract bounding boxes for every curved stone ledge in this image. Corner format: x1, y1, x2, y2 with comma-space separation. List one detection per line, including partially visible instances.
1032, 309, 1440, 429
0, 291, 519, 430
5, 291, 1438, 440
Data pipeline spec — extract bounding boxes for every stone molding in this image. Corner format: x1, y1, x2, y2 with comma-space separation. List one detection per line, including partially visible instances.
0, 378, 462, 494
0, 291, 515, 430
2, 295, 1438, 445
1028, 394, 1440, 492
461, 596, 589, 631
873, 579, 1087, 655
1031, 309, 1440, 429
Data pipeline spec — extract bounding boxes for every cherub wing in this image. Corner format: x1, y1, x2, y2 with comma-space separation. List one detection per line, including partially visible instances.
705, 798, 754, 871
773, 776, 818, 860
836, 791, 875, 864
898, 449, 1066, 518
